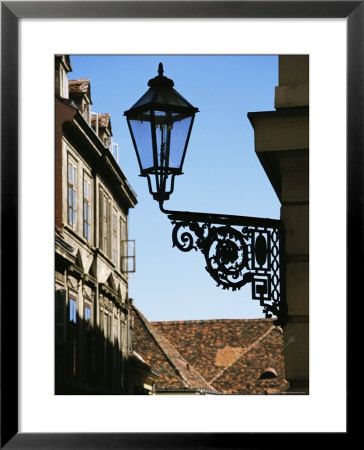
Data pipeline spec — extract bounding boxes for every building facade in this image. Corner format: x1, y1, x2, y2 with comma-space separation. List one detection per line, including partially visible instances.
248, 55, 309, 393
55, 55, 142, 394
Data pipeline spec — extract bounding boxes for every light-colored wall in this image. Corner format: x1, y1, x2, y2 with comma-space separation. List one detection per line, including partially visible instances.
248, 55, 309, 393
277, 55, 309, 392
61, 134, 129, 350
275, 55, 309, 109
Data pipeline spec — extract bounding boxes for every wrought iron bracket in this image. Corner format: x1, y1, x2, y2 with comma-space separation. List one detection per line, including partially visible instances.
159, 202, 287, 326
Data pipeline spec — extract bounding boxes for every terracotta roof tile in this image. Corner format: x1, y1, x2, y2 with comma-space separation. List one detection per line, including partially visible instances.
69, 78, 90, 95
131, 305, 217, 393
152, 318, 288, 394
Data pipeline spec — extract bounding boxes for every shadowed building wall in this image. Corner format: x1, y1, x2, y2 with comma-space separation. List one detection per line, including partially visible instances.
248, 55, 309, 393
55, 55, 157, 394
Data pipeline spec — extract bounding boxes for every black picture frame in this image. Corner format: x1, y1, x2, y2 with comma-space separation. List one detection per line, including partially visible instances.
1, 1, 356, 448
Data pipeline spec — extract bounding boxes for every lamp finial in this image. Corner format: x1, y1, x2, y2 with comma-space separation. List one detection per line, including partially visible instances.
158, 62, 164, 77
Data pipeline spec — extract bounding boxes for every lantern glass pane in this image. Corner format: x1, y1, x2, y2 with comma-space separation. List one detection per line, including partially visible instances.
154, 111, 192, 170
129, 111, 154, 171
154, 111, 170, 170
169, 114, 192, 169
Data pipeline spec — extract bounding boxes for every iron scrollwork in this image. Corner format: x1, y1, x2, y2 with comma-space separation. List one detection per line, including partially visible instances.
163, 207, 286, 326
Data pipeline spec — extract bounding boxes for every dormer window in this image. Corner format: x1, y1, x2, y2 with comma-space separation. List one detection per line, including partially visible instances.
55, 55, 72, 98
69, 78, 92, 124
91, 113, 113, 148
83, 103, 90, 124
259, 367, 278, 380
60, 66, 69, 98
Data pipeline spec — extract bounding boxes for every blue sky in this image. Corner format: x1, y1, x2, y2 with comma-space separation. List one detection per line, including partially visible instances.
69, 55, 280, 321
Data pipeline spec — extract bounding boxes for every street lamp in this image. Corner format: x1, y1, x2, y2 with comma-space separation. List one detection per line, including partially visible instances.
124, 63, 198, 202
124, 63, 287, 326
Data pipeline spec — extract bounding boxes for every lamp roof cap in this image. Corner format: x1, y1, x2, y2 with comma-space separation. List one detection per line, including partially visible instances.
124, 62, 198, 115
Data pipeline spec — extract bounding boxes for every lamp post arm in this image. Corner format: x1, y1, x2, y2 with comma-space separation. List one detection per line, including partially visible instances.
159, 201, 281, 229
158, 201, 287, 326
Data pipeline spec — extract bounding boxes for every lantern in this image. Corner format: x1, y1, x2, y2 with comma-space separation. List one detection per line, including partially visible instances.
124, 63, 198, 201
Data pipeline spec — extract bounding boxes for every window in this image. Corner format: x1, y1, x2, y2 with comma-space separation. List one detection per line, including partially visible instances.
83, 103, 90, 124
112, 143, 119, 162
113, 319, 118, 368
84, 305, 91, 323
83, 175, 92, 241
113, 318, 119, 343
103, 312, 109, 340
60, 65, 69, 98
120, 219, 127, 270
55, 290, 65, 341
68, 296, 78, 378
120, 320, 125, 352
69, 298, 77, 323
111, 210, 118, 264
84, 303, 92, 382
68, 159, 77, 227
120, 219, 136, 275
102, 195, 110, 255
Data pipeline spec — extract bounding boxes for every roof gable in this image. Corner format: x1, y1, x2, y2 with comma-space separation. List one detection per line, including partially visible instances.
106, 272, 118, 294
211, 326, 289, 394
69, 78, 91, 98
131, 305, 217, 393
75, 249, 84, 272
91, 113, 112, 136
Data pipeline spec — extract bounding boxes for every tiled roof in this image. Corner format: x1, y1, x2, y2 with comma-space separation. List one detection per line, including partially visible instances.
69, 78, 90, 96
152, 319, 289, 394
91, 113, 112, 134
131, 305, 217, 393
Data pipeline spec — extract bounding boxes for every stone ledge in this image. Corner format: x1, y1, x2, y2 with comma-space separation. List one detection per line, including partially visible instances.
275, 85, 309, 108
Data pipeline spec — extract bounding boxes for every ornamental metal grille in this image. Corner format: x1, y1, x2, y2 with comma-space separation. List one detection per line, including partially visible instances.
164, 210, 286, 325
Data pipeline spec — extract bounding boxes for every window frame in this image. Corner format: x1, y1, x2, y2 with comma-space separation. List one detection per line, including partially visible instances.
102, 193, 110, 256
111, 208, 118, 266
67, 293, 78, 379
55, 289, 66, 342
121, 239, 136, 275
67, 156, 77, 229
83, 172, 92, 242
120, 218, 127, 271
68, 296, 77, 324
84, 303, 92, 325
